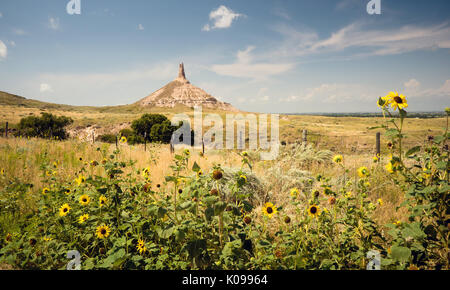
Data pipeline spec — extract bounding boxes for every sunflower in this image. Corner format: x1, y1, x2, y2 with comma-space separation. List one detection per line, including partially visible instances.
197, 170, 203, 177
5, 233, 12, 243
43, 236, 53, 242
90, 160, 99, 167
42, 187, 50, 195
373, 156, 379, 163
308, 205, 321, 218
99, 195, 107, 207
332, 154, 343, 164
262, 202, 278, 218
136, 239, 147, 254
59, 204, 71, 217
75, 175, 86, 186
290, 188, 299, 197
78, 214, 89, 224
64, 188, 71, 195
357, 166, 369, 178
386, 92, 408, 111
142, 167, 150, 178
422, 167, 431, 179
96, 225, 111, 239
385, 162, 394, 173
377, 198, 383, 206
120, 136, 127, 144
377, 95, 391, 108
79, 194, 91, 206
239, 175, 247, 184
0, 168, 4, 175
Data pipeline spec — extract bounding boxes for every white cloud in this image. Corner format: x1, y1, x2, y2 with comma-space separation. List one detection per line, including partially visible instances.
48, 17, 60, 30
0, 40, 7, 59
202, 5, 244, 31
0, 12, 3, 18
273, 8, 290, 20
261, 95, 270, 102
40, 83, 53, 93
32, 63, 178, 105
280, 83, 373, 104
12, 28, 26, 35
210, 46, 294, 80
418, 79, 450, 98
257, 87, 268, 96
404, 78, 421, 91
7, 40, 16, 47
272, 22, 450, 58
138, 24, 144, 31
202, 24, 211, 32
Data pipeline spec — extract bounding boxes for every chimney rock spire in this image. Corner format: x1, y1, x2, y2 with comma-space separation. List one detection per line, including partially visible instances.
178, 62, 186, 80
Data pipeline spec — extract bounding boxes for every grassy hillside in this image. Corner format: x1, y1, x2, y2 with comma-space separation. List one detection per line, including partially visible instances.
0, 90, 447, 155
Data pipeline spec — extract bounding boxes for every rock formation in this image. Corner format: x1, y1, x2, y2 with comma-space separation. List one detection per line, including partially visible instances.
137, 63, 238, 111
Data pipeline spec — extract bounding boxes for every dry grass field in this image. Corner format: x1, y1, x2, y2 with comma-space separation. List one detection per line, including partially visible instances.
0, 97, 448, 270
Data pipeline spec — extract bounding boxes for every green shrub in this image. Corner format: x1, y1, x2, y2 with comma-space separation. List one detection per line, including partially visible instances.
15, 113, 73, 140
98, 134, 117, 144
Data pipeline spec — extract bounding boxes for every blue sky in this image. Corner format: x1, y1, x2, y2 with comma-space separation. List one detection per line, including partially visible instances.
0, 0, 449, 113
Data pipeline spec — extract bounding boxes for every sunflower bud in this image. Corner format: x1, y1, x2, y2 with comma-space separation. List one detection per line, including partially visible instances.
328, 197, 336, 205
243, 216, 252, 224
212, 170, 223, 180
313, 190, 320, 198
143, 183, 151, 193
210, 188, 219, 196
284, 216, 291, 224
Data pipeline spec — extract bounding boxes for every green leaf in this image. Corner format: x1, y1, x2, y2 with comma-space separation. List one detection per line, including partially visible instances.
214, 201, 227, 215
179, 201, 193, 210
402, 222, 426, 240
186, 239, 206, 258
390, 246, 411, 263
205, 207, 214, 222
203, 196, 218, 207
174, 228, 185, 242
159, 226, 174, 239
405, 146, 421, 157
192, 162, 200, 173
97, 187, 108, 194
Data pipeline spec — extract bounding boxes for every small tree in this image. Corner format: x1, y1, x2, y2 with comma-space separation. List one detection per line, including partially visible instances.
131, 114, 178, 144
16, 113, 73, 140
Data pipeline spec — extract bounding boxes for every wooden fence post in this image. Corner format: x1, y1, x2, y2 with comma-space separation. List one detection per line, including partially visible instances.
202, 138, 205, 155
5, 122, 8, 138
144, 132, 147, 152
376, 132, 381, 156
115, 136, 118, 149
302, 130, 307, 145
